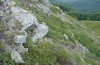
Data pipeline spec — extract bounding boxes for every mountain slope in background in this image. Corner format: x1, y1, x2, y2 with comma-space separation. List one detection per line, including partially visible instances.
51, 0, 100, 13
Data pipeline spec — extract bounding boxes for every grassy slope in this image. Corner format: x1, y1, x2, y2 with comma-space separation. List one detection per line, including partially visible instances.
11, 0, 100, 65
0, 0, 100, 65
80, 21, 100, 36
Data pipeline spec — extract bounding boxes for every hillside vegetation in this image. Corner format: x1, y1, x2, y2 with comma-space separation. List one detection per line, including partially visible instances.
0, 0, 100, 65
51, 0, 100, 13
50, 0, 100, 21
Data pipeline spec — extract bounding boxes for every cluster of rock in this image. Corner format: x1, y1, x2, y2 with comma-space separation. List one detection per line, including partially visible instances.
19, 0, 52, 15
0, 0, 48, 63
36, 4, 51, 15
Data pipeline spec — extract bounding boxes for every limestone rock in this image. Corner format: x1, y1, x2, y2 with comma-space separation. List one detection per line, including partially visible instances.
1, 0, 9, 6
17, 45, 28, 53
31, 0, 38, 2
43, 0, 51, 6
32, 24, 48, 42
5, 10, 10, 15
0, 11, 4, 16
8, 1, 16, 7
36, 4, 51, 15
10, 6, 39, 32
29, 4, 33, 8
43, 0, 49, 4
11, 50, 25, 63
64, 34, 69, 41
14, 35, 26, 44
2, 0, 48, 48
10, 6, 48, 43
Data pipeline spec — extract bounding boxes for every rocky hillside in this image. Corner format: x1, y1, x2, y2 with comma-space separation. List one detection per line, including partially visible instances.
0, 0, 100, 65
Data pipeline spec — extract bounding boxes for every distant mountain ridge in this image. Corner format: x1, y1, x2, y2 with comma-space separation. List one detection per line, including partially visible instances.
51, 0, 100, 13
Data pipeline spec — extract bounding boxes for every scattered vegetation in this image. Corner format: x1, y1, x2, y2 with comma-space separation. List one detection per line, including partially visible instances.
0, 52, 15, 65
73, 30, 100, 57
0, 21, 5, 33
23, 39, 87, 65
0, 1, 3, 5
0, 0, 100, 65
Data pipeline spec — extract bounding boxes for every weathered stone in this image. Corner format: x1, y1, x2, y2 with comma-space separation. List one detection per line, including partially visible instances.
0, 11, 4, 16
6, 18, 17, 30
64, 34, 69, 41
14, 35, 26, 44
43, 0, 51, 6
2, 0, 9, 6
8, 1, 16, 7
32, 24, 48, 43
5, 10, 10, 15
11, 50, 25, 63
17, 45, 28, 53
10, 6, 39, 32
31, 0, 38, 2
29, 4, 33, 8
36, 4, 51, 15
10, 6, 48, 43
0, 33, 5, 39
3, 43, 12, 53
43, 0, 49, 4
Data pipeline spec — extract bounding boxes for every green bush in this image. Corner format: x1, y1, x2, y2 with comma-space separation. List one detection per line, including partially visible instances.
50, 6, 60, 13
0, 1, 3, 5
0, 52, 15, 65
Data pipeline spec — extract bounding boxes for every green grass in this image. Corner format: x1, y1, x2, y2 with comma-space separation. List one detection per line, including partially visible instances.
80, 21, 100, 36
36, 14, 78, 43
50, 6, 61, 14
0, 52, 15, 65
23, 39, 76, 65
73, 30, 100, 57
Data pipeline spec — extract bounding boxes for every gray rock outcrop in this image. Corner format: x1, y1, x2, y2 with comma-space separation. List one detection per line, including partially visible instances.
36, 4, 51, 15
11, 50, 25, 63
4, 1, 48, 43
14, 35, 26, 45
1, 0, 48, 63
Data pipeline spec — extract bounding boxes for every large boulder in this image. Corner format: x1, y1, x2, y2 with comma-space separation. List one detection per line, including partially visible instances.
10, 6, 48, 43
10, 6, 39, 32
